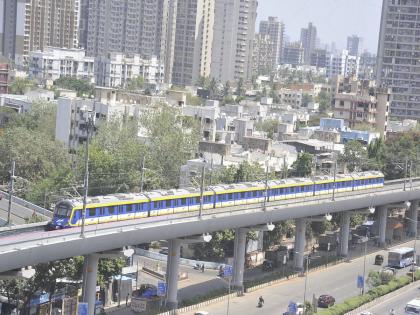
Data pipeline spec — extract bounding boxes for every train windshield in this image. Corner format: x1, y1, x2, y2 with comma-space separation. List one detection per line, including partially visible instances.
55, 203, 71, 218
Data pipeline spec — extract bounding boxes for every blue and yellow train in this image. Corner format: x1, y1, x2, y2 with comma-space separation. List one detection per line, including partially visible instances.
47, 171, 384, 229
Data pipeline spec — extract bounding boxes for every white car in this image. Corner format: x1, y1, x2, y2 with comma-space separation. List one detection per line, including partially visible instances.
357, 312, 374, 315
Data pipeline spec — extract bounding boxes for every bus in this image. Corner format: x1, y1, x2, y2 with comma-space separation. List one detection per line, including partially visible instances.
405, 298, 420, 315
388, 247, 415, 268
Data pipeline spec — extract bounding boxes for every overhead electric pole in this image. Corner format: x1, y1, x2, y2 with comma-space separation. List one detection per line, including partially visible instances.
199, 165, 205, 218
80, 113, 93, 238
7, 160, 15, 226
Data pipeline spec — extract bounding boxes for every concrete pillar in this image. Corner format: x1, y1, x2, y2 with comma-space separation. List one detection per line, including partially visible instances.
166, 239, 181, 310
82, 254, 99, 315
232, 228, 247, 289
340, 212, 351, 257
408, 200, 419, 237
294, 218, 306, 271
378, 206, 388, 247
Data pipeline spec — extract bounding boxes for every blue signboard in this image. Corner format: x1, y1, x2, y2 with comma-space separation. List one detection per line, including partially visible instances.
157, 282, 167, 296
223, 265, 233, 278
357, 275, 364, 289
78, 302, 88, 315
288, 302, 297, 314
30, 293, 50, 306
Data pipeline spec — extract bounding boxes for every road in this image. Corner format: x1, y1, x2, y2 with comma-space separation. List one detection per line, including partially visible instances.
362, 282, 420, 315
183, 241, 417, 315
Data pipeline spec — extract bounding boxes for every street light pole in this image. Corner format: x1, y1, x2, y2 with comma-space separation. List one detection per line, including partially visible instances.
199, 165, 205, 219
303, 255, 311, 315
405, 216, 418, 283
332, 159, 337, 201
362, 240, 367, 294
263, 162, 269, 211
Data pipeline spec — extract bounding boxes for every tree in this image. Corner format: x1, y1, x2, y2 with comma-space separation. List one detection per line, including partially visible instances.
54, 77, 94, 97
339, 140, 368, 172
9, 78, 37, 95
126, 76, 145, 91
194, 230, 235, 260
222, 81, 231, 98
290, 153, 313, 177
236, 78, 245, 97
301, 94, 313, 107
212, 161, 268, 185
254, 119, 279, 139
316, 91, 332, 113
263, 220, 294, 250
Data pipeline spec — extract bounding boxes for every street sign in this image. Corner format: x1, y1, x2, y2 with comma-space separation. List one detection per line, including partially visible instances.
157, 281, 167, 296
357, 275, 364, 289
288, 301, 297, 314
30, 293, 50, 306
78, 302, 88, 315
223, 265, 233, 278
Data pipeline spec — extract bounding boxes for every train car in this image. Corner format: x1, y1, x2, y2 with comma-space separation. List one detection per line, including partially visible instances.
46, 171, 385, 230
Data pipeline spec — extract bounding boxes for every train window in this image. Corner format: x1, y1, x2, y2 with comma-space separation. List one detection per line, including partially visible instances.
196, 197, 201, 204
118, 206, 124, 214
181, 198, 187, 205
126, 204, 132, 213
290, 187, 295, 193
109, 206, 115, 215
166, 200, 171, 208
228, 193, 233, 200
153, 201, 159, 209
88, 208, 96, 217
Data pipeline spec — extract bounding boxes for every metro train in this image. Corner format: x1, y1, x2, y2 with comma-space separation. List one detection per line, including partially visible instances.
46, 171, 384, 230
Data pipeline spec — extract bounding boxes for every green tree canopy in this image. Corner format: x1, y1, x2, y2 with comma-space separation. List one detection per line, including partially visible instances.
339, 140, 368, 172
9, 78, 37, 95
290, 152, 313, 177
54, 77, 94, 97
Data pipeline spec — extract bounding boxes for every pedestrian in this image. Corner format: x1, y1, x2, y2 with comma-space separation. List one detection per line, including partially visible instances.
201, 264, 205, 273
126, 293, 129, 307
312, 245, 315, 253
389, 308, 395, 315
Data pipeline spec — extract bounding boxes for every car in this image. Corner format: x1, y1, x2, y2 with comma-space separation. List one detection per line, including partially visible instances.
318, 295, 335, 308
262, 260, 274, 272
194, 312, 209, 315
357, 312, 374, 315
374, 254, 384, 265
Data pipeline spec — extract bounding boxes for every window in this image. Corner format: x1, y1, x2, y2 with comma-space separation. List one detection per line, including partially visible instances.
88, 208, 96, 217
108, 207, 115, 215
166, 200, 171, 208
126, 204, 133, 213
154, 201, 160, 209
181, 198, 187, 206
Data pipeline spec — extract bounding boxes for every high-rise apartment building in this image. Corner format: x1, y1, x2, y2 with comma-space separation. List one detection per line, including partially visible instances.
172, 0, 214, 86
27, 0, 80, 52
376, 0, 420, 120
259, 16, 284, 66
85, 0, 174, 82
282, 42, 304, 66
327, 50, 359, 79
0, 0, 28, 65
300, 22, 317, 65
347, 35, 363, 57
252, 34, 274, 76
211, 0, 258, 83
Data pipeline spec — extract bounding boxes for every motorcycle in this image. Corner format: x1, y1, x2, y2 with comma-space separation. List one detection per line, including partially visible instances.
257, 301, 263, 308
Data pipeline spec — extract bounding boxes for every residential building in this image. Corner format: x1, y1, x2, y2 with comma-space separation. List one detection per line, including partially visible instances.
259, 16, 285, 65
376, 0, 420, 119
282, 42, 304, 66
211, 0, 258, 83
0, 56, 12, 93
182, 100, 220, 141
327, 50, 360, 79
358, 51, 377, 81
0, 0, 27, 65
95, 53, 164, 88
29, 48, 95, 85
172, 0, 214, 86
56, 96, 144, 151
252, 34, 275, 76
85, 0, 174, 82
310, 49, 327, 68
300, 22, 317, 65
346, 35, 363, 56
333, 85, 390, 137
26, 0, 80, 53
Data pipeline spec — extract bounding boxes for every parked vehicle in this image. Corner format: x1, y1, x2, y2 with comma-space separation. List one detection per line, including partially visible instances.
318, 295, 335, 308
374, 254, 384, 265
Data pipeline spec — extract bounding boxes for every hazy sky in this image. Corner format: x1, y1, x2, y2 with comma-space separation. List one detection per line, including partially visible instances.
257, 0, 383, 53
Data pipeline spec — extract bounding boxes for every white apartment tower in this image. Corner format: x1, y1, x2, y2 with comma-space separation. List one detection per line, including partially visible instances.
259, 16, 284, 66
376, 0, 420, 120
211, 0, 258, 83
171, 0, 214, 86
